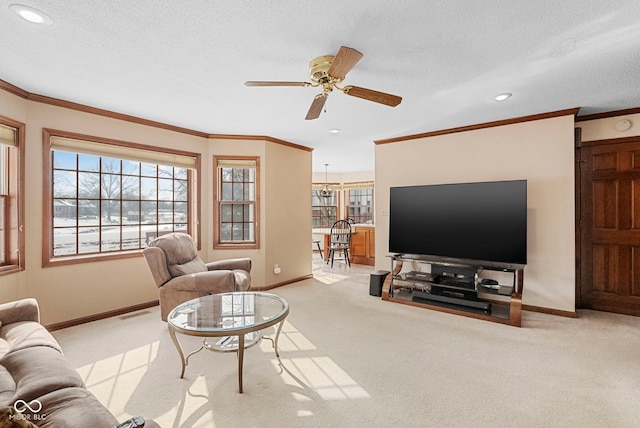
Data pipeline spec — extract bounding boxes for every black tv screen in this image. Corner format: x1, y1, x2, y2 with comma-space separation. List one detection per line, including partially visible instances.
389, 180, 527, 266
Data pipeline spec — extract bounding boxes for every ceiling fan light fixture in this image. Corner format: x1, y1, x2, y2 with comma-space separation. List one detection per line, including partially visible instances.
494, 93, 512, 101
245, 46, 401, 120
9, 4, 53, 25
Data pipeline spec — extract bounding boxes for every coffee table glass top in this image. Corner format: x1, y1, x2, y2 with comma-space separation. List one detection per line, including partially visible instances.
167, 292, 289, 334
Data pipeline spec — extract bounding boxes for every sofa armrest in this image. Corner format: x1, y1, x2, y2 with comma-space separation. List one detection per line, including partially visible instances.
206, 258, 251, 273
142, 247, 172, 287
0, 298, 40, 325
164, 270, 236, 293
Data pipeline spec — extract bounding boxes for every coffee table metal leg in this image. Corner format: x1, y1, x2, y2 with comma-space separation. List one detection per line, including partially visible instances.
273, 319, 285, 358
237, 334, 245, 393
168, 326, 187, 378
262, 318, 287, 358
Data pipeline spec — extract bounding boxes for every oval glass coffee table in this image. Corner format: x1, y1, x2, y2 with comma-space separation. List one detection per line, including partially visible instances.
166, 291, 289, 393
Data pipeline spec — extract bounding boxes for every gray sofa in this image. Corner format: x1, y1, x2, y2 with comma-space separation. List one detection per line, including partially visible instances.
0, 298, 158, 428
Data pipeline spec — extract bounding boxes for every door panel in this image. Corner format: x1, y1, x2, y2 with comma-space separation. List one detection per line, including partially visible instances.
580, 138, 640, 316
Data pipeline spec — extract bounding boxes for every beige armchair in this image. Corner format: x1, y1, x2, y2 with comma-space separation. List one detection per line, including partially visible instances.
142, 232, 251, 320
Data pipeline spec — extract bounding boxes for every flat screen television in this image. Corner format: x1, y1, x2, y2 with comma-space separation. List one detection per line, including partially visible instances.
389, 180, 527, 267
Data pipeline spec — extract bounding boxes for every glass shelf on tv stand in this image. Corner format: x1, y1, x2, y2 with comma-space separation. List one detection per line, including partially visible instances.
383, 254, 524, 327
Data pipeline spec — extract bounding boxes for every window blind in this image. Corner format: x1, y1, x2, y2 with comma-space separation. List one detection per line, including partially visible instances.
342, 181, 374, 190
216, 159, 257, 168
50, 136, 197, 169
0, 124, 16, 147
0, 125, 15, 195
312, 183, 339, 190
312, 181, 373, 190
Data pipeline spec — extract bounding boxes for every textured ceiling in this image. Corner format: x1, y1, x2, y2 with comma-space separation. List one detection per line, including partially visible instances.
2, 1, 640, 172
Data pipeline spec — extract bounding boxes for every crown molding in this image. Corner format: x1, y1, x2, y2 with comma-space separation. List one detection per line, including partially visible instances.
0, 78, 310, 151
0, 79, 29, 98
374, 108, 580, 145
575, 107, 640, 122
208, 133, 313, 152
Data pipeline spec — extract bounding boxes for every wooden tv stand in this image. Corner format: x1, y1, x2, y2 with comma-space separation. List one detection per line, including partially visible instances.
382, 254, 525, 327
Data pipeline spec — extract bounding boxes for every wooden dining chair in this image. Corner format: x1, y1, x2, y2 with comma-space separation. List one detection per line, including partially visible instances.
327, 220, 351, 268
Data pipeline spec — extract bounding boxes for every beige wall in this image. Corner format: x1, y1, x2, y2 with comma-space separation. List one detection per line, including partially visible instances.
0, 90, 312, 325
578, 112, 640, 141
375, 114, 577, 312
264, 142, 312, 285
205, 138, 267, 286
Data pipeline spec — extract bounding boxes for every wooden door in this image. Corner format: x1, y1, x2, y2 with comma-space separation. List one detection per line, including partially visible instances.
579, 138, 640, 316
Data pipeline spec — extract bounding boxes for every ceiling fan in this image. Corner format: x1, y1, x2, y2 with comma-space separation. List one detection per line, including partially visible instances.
245, 46, 402, 120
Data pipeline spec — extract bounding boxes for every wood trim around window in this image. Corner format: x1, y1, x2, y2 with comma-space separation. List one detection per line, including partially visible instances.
0, 115, 25, 275
42, 128, 202, 267
213, 155, 260, 249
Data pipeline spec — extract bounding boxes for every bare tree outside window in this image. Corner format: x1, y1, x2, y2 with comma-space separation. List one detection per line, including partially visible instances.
312, 189, 337, 227
52, 151, 189, 256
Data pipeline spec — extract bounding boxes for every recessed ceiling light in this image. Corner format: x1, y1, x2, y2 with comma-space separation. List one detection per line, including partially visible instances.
330, 129, 340, 134
494, 93, 512, 101
9, 4, 53, 25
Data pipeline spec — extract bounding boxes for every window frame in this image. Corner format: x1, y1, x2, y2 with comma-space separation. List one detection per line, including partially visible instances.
345, 186, 374, 225
42, 129, 201, 267
311, 188, 339, 228
0, 116, 25, 275
213, 156, 260, 249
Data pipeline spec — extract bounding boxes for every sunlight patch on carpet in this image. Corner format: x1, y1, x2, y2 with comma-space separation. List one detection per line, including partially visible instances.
312, 262, 352, 284
313, 273, 349, 285
274, 357, 370, 401
259, 319, 316, 353
75, 341, 160, 408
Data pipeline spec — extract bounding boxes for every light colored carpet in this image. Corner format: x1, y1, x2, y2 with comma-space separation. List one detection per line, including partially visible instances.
53, 262, 640, 428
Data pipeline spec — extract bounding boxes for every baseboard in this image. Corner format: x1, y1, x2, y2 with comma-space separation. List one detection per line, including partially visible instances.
45, 300, 160, 331
45, 274, 313, 330
252, 274, 313, 291
523, 304, 577, 318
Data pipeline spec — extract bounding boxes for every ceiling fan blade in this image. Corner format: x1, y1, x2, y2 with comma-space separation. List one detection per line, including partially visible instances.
342, 85, 402, 107
245, 81, 311, 87
305, 94, 328, 120
327, 46, 363, 80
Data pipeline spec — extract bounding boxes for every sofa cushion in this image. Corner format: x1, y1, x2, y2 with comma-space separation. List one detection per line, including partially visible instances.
0, 322, 62, 356
32, 387, 119, 428
168, 256, 207, 278
151, 232, 208, 278
0, 365, 15, 407
1, 346, 84, 404
153, 233, 198, 265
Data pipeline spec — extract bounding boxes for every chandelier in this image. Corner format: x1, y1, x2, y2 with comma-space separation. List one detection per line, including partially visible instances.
320, 163, 332, 198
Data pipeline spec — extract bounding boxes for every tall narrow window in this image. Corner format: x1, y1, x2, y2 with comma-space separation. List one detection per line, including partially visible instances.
345, 182, 374, 224
214, 157, 259, 249
44, 130, 200, 265
0, 119, 24, 274
311, 188, 338, 227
